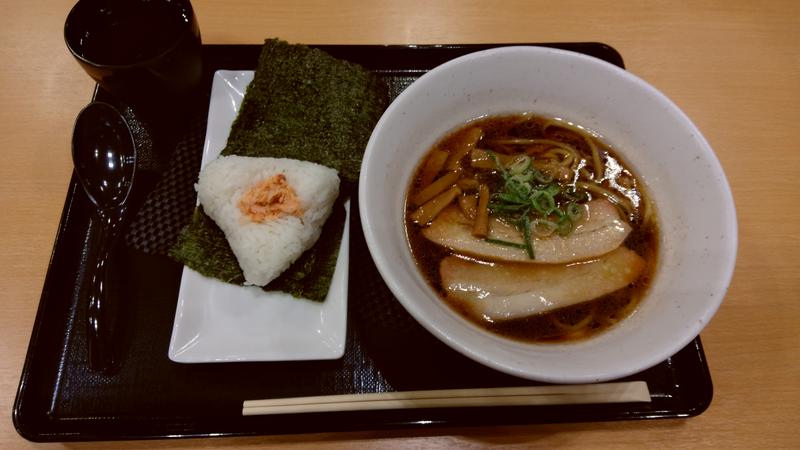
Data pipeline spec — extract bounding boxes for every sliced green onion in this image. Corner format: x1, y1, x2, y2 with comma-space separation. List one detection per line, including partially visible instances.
566, 202, 583, 222
507, 155, 531, 175
521, 215, 535, 259
482, 150, 592, 240
484, 238, 527, 249
533, 170, 554, 184
508, 176, 531, 192
511, 181, 532, 196
496, 192, 526, 204
532, 219, 558, 237
489, 202, 529, 213
544, 183, 561, 196
510, 172, 533, 184
556, 215, 573, 236
530, 190, 556, 215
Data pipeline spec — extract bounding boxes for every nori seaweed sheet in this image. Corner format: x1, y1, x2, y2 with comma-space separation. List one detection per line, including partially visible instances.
222, 39, 389, 182
169, 39, 389, 301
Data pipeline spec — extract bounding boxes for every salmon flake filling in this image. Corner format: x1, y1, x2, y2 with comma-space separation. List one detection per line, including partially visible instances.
238, 174, 304, 222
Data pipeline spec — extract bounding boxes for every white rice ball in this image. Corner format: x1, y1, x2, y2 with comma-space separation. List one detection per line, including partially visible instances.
196, 155, 340, 286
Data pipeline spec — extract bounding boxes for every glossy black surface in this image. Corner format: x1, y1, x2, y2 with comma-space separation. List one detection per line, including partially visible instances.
71, 101, 137, 373
72, 102, 136, 209
64, 0, 203, 119
14, 43, 712, 442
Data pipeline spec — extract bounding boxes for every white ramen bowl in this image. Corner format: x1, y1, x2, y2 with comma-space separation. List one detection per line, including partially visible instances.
358, 46, 737, 383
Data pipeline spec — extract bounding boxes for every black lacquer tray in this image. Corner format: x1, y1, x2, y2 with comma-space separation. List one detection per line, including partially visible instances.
13, 43, 713, 442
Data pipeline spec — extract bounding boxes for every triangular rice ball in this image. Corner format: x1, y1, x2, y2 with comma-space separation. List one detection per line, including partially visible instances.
196, 155, 339, 286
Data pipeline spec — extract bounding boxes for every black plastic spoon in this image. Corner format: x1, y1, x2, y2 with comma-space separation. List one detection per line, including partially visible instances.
71, 102, 136, 372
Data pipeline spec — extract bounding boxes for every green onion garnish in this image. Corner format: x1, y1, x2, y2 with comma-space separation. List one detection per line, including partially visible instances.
566, 202, 583, 221
484, 238, 527, 249
482, 151, 589, 259
508, 155, 531, 175
521, 215, 535, 259
556, 215, 573, 236
532, 218, 558, 237
531, 190, 556, 215
533, 170, 554, 184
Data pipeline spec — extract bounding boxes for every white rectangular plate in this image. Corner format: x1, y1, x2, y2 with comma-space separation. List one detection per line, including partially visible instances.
168, 70, 349, 363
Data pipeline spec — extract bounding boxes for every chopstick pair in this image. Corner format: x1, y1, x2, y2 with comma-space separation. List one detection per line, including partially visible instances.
242, 381, 650, 416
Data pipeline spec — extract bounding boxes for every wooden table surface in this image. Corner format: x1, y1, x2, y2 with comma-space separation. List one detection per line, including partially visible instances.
2, 1, 798, 448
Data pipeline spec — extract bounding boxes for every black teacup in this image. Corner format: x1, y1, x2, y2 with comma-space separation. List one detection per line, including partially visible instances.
65, 0, 203, 168
65, 0, 202, 102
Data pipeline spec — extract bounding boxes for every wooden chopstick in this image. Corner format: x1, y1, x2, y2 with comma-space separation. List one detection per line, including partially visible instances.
242, 381, 650, 416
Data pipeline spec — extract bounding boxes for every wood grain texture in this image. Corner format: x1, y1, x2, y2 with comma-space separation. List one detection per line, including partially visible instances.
1, 0, 798, 448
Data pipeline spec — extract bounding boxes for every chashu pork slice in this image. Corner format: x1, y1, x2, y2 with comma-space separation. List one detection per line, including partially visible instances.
422, 198, 631, 264
440, 247, 645, 321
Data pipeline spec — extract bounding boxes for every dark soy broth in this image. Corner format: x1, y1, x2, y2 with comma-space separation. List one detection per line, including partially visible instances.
405, 114, 659, 343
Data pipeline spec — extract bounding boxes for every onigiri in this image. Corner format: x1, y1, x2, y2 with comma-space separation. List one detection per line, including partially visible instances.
196, 155, 340, 286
